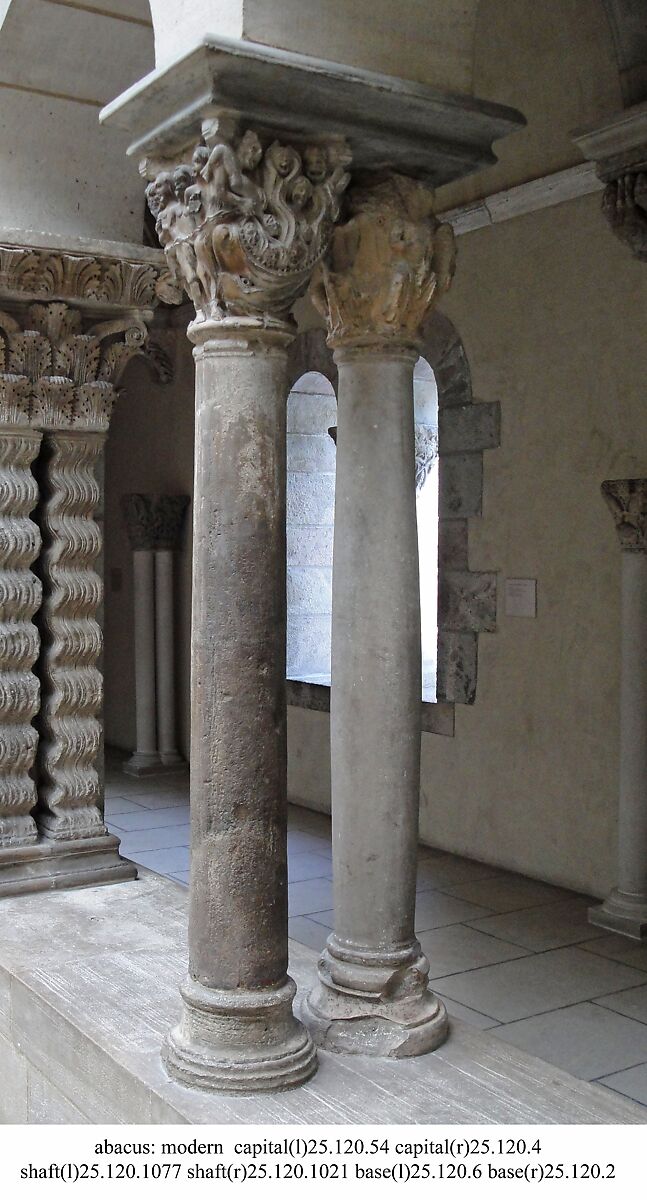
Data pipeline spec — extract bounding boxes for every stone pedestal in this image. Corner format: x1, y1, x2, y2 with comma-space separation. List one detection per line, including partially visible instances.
303, 175, 455, 1056
590, 479, 647, 939
122, 494, 189, 777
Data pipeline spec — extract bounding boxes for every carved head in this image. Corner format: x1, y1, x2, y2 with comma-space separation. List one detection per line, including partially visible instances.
304, 145, 328, 184
145, 172, 175, 217
238, 130, 263, 172
172, 165, 194, 200
273, 143, 299, 177
192, 145, 209, 174
290, 176, 314, 211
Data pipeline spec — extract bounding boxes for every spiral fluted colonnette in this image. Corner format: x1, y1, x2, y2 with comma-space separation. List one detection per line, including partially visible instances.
0, 431, 42, 845
35, 432, 106, 840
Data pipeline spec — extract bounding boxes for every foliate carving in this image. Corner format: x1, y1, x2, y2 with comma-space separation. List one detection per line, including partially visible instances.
310, 174, 456, 348
602, 478, 647, 552
121, 493, 190, 551
143, 124, 351, 321
0, 301, 162, 430
602, 173, 647, 262
0, 427, 42, 846
34, 433, 106, 840
415, 424, 439, 492
0, 245, 163, 309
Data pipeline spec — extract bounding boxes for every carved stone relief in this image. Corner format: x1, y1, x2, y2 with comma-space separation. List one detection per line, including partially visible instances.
601, 171, 647, 261
602, 478, 647, 551
0, 245, 164, 310
310, 173, 455, 348
143, 124, 351, 322
121, 493, 190, 552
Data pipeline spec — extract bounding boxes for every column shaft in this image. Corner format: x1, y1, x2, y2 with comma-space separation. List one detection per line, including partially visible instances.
0, 427, 42, 846
617, 550, 647, 899
163, 320, 316, 1091
305, 349, 447, 1056
125, 548, 160, 773
154, 548, 181, 765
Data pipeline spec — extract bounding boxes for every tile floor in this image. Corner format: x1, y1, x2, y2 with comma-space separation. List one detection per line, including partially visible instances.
105, 751, 647, 1109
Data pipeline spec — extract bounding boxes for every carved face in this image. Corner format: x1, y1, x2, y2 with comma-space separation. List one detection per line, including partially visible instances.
291, 176, 313, 211
192, 146, 209, 174
238, 131, 263, 171
172, 166, 193, 200
304, 146, 327, 183
274, 145, 298, 177
146, 172, 175, 216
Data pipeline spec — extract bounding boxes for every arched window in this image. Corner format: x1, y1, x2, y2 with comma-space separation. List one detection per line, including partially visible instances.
286, 371, 337, 684
414, 357, 439, 701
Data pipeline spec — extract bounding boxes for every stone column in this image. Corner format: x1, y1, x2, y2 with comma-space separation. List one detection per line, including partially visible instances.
590, 479, 647, 939
0, 272, 167, 894
0, 369, 42, 849
141, 127, 350, 1091
303, 174, 456, 1056
121, 493, 189, 774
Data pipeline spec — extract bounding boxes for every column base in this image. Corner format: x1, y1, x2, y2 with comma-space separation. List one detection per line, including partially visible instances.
303, 942, 449, 1058
163, 975, 317, 1094
123, 752, 165, 777
589, 890, 647, 940
0, 832, 137, 898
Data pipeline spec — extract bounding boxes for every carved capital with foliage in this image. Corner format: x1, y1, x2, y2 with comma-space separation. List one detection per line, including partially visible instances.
0, 302, 168, 432
602, 478, 647, 552
121, 493, 190, 552
602, 172, 647, 263
142, 123, 351, 324
309, 173, 456, 350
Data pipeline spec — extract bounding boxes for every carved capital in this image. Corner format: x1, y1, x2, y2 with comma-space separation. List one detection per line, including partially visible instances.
121, 493, 190, 552
309, 173, 456, 350
142, 125, 351, 324
602, 478, 647, 552
601, 172, 647, 262
0, 301, 165, 431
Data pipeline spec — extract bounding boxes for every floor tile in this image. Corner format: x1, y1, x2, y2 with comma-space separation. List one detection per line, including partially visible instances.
308, 909, 334, 929
288, 831, 332, 856
598, 1063, 647, 1107
127, 791, 191, 810
420, 924, 530, 978
494, 1002, 647, 1081
288, 878, 334, 917
114, 824, 190, 854
594, 983, 647, 1024
437, 875, 574, 914
416, 856, 502, 890
288, 852, 332, 883
104, 796, 147, 817
124, 846, 190, 875
107, 805, 190, 832
467, 898, 604, 952
414, 890, 493, 932
433, 947, 647, 1023
435, 994, 501, 1031
288, 916, 330, 953
169, 871, 190, 886
580, 934, 647, 973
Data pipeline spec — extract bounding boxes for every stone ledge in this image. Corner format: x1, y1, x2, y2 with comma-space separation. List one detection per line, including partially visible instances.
286, 680, 455, 737
0, 872, 643, 1124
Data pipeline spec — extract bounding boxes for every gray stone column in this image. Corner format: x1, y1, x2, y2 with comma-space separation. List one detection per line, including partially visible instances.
590, 479, 647, 939
138, 125, 352, 1092
304, 174, 456, 1056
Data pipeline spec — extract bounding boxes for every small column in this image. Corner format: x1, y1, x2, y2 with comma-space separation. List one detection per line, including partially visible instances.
0, 371, 42, 848
121, 494, 189, 774
304, 174, 456, 1056
590, 479, 647, 939
141, 126, 350, 1091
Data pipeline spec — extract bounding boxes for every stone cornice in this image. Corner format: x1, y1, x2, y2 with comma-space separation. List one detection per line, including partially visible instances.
100, 35, 525, 189
0, 234, 169, 315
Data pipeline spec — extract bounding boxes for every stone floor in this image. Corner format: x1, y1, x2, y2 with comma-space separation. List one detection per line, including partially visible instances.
105, 751, 647, 1110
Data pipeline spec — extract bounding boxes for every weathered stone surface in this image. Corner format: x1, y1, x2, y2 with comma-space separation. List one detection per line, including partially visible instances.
287, 566, 332, 615
0, 874, 644, 1125
286, 472, 335, 525
602, 477, 647, 552
122, 493, 190, 552
437, 631, 478, 705
438, 570, 498, 634
287, 525, 333, 568
439, 400, 501, 454
287, 432, 337, 473
439, 453, 483, 518
439, 518, 469, 570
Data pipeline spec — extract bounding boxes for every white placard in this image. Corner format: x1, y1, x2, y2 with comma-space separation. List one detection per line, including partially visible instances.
505, 577, 537, 618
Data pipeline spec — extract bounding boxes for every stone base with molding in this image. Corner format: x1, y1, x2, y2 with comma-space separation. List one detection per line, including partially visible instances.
0, 834, 136, 899
589, 892, 647, 941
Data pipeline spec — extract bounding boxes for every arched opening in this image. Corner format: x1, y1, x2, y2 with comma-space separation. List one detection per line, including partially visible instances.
414, 357, 440, 701
286, 370, 337, 685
